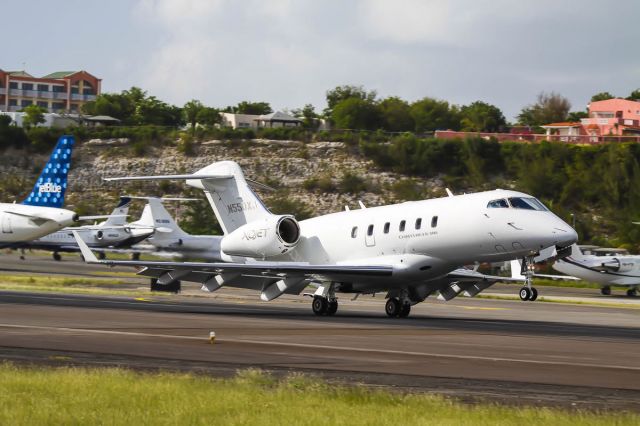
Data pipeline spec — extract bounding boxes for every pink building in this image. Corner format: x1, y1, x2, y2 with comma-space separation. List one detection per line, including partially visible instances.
542, 98, 640, 141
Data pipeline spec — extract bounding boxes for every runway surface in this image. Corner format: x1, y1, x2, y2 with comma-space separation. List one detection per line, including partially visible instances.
1, 284, 639, 410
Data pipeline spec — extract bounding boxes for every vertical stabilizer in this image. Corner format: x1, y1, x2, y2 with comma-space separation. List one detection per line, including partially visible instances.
145, 198, 189, 239
22, 135, 75, 208
187, 161, 271, 234
100, 197, 131, 227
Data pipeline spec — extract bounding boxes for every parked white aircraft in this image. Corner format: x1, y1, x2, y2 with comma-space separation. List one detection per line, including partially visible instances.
17, 197, 154, 260
553, 244, 640, 296
0, 135, 78, 244
125, 197, 222, 284
75, 160, 578, 317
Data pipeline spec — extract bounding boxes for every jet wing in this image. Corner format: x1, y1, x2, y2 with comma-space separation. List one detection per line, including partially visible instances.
73, 231, 392, 293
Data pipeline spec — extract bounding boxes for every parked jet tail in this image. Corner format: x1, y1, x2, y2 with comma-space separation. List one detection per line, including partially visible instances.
130, 197, 190, 239
101, 196, 132, 227
105, 161, 274, 234
22, 135, 75, 208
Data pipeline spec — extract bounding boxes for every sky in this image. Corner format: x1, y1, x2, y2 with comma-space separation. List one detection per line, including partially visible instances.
3, 0, 639, 120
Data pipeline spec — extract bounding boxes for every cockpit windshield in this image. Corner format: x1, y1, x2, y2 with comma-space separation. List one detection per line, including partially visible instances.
508, 197, 549, 211
487, 199, 509, 208
487, 197, 549, 211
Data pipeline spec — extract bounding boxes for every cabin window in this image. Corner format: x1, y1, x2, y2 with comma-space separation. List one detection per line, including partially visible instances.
487, 199, 509, 208
399, 220, 406, 232
384, 222, 390, 234
415, 218, 422, 230
431, 216, 438, 228
351, 226, 358, 238
367, 224, 374, 236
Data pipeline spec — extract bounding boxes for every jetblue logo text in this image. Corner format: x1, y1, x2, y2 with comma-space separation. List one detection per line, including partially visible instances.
38, 183, 62, 194
227, 201, 258, 214
242, 228, 268, 240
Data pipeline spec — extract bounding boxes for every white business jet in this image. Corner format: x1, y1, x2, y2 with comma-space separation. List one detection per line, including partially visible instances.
553, 244, 640, 297
0, 135, 78, 244
18, 197, 154, 261
74, 160, 578, 318
130, 197, 221, 257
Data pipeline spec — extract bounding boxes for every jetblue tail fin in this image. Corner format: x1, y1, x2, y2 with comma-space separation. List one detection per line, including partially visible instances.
100, 197, 131, 227
22, 135, 75, 208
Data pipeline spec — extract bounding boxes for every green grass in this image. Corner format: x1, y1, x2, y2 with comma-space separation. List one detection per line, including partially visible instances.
0, 364, 636, 426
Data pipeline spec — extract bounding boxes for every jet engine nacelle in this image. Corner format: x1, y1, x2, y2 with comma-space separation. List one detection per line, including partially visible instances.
221, 215, 300, 258
600, 258, 635, 273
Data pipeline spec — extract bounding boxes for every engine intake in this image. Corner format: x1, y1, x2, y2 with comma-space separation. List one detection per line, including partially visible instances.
600, 258, 635, 273
221, 215, 300, 258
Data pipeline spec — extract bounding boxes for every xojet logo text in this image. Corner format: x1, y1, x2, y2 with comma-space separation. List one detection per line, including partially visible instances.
38, 182, 62, 194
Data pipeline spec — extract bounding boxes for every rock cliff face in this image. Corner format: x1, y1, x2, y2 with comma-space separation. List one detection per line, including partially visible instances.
1, 139, 442, 217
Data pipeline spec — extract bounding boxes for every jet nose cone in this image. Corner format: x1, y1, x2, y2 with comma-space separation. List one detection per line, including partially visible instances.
553, 220, 578, 248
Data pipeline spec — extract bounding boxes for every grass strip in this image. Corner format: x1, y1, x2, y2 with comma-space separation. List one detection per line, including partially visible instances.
0, 364, 637, 426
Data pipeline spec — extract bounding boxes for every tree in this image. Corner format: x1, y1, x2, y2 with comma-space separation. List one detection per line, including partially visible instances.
233, 101, 272, 115
567, 111, 588, 122
196, 107, 221, 127
379, 97, 414, 132
292, 104, 320, 129
459, 101, 506, 132
591, 92, 615, 102
410, 97, 461, 132
331, 97, 381, 130
517, 92, 571, 126
326, 85, 377, 110
627, 89, 640, 101
21, 105, 46, 129
183, 100, 204, 129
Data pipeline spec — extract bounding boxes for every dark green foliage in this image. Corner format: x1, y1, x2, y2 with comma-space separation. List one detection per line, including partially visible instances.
379, 97, 414, 132
331, 98, 381, 130
178, 189, 223, 235
229, 101, 272, 115
338, 172, 367, 194
391, 179, 424, 201
265, 192, 313, 220
410, 97, 461, 132
21, 105, 46, 129
517, 92, 571, 126
0, 116, 28, 149
627, 89, 640, 101
590, 92, 615, 102
459, 101, 506, 132
567, 111, 588, 121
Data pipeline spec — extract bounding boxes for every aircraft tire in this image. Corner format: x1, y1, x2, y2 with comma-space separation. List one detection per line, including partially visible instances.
52, 252, 61, 261
528, 287, 538, 301
131, 253, 140, 261
601, 286, 611, 296
385, 297, 402, 317
312, 296, 328, 315
98, 252, 106, 260
398, 303, 411, 318
327, 300, 338, 315
519, 287, 531, 301
626, 288, 637, 297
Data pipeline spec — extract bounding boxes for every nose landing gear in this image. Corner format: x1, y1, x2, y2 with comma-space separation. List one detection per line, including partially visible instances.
519, 256, 539, 302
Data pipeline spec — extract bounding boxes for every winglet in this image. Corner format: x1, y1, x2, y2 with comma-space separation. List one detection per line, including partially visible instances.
445, 188, 454, 197
72, 231, 100, 263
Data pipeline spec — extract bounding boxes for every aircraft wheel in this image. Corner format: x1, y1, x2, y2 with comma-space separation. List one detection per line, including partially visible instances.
52, 252, 61, 261
626, 288, 637, 297
385, 297, 402, 317
326, 300, 338, 316
600, 286, 611, 296
519, 287, 531, 301
98, 252, 106, 260
398, 303, 411, 318
528, 287, 538, 301
131, 253, 140, 261
312, 296, 328, 315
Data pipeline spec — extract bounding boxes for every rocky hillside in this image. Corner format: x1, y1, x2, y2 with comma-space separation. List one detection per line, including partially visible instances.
0, 138, 445, 219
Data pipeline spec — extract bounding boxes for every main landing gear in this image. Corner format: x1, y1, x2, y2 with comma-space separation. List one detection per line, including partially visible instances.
627, 288, 638, 297
52, 252, 61, 261
519, 255, 538, 302
600, 286, 611, 296
312, 296, 338, 316
385, 297, 411, 318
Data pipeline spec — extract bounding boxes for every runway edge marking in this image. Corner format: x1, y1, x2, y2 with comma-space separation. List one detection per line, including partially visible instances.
1, 323, 640, 372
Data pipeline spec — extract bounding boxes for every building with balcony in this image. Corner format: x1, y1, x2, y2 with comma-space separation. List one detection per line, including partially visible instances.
0, 69, 101, 113
542, 98, 640, 142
